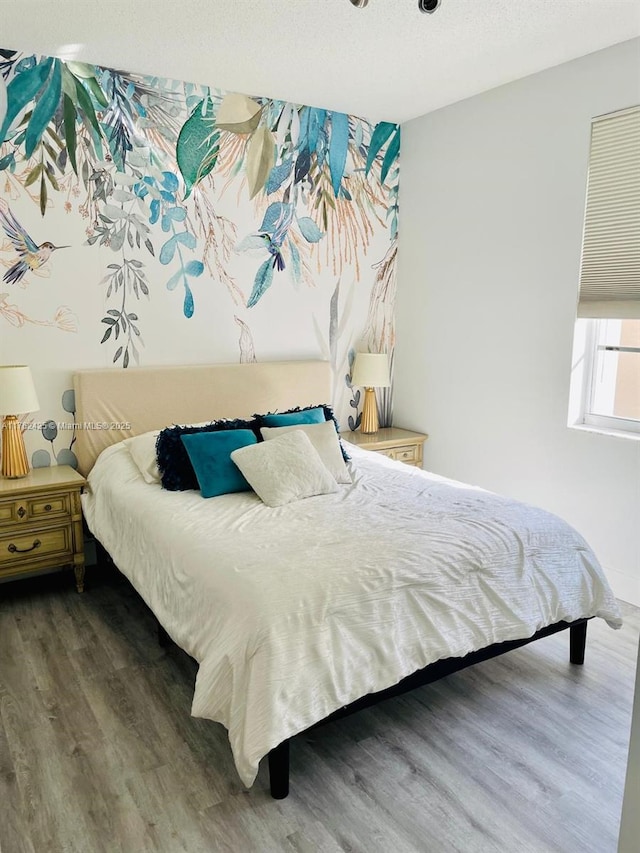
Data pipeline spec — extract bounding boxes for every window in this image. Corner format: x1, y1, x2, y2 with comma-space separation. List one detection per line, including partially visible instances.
569, 105, 640, 437
582, 319, 640, 434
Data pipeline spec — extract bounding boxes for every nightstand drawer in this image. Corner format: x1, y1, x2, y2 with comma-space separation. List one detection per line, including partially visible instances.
0, 526, 71, 567
29, 493, 70, 521
0, 502, 14, 525
387, 444, 419, 464
0, 492, 70, 528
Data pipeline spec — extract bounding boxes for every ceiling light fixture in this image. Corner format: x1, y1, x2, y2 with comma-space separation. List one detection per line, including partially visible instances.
349, 0, 442, 12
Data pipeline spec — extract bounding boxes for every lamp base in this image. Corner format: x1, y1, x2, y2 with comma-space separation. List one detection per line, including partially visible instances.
360, 387, 379, 434
1, 415, 30, 479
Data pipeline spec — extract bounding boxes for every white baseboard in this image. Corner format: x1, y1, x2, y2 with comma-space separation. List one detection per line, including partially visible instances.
604, 565, 640, 608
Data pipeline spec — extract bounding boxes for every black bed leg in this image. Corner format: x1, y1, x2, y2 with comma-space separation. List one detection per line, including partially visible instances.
268, 740, 290, 799
157, 620, 171, 648
570, 620, 587, 665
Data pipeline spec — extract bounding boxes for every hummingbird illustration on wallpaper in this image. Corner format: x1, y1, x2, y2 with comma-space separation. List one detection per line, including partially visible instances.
0, 206, 69, 285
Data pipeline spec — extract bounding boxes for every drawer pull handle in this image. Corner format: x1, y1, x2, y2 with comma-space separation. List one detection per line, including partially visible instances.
17, 506, 26, 519
44, 504, 52, 512
8, 539, 41, 554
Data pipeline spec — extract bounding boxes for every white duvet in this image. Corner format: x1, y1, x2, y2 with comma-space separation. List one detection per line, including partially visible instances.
82, 441, 622, 786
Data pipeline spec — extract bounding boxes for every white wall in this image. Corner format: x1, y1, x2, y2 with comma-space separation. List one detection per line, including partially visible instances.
395, 39, 640, 605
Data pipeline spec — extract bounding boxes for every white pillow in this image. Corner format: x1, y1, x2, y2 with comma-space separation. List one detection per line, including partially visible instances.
124, 430, 160, 484
260, 420, 351, 484
230, 430, 338, 507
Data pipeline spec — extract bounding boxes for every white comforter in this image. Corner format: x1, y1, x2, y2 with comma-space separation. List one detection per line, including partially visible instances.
82, 442, 622, 786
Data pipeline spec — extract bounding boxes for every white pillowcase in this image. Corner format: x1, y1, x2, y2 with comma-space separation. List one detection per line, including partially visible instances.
260, 420, 351, 484
230, 430, 338, 507
123, 430, 161, 484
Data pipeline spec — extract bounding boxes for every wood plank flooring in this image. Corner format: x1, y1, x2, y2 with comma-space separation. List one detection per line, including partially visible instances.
0, 565, 638, 853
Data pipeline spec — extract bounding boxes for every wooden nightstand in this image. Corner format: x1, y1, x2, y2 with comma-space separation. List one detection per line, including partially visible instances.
342, 427, 428, 468
0, 466, 86, 592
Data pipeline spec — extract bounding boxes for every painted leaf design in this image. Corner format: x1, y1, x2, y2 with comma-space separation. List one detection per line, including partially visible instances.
176, 98, 219, 198
184, 260, 204, 277
85, 75, 108, 109
294, 148, 311, 184
0, 75, 6, 132
175, 230, 196, 250
32, 449, 51, 469
65, 61, 96, 79
276, 102, 293, 149
289, 107, 300, 148
297, 217, 324, 243
63, 94, 78, 174
24, 162, 43, 187
39, 173, 47, 215
380, 126, 401, 185
0, 56, 52, 143
298, 107, 310, 150
56, 448, 78, 469
159, 235, 178, 265
246, 124, 275, 200
0, 152, 14, 171
216, 93, 262, 134
183, 281, 194, 318
288, 238, 301, 288
236, 234, 269, 254
365, 121, 396, 176
354, 121, 364, 151
329, 111, 349, 197
61, 389, 75, 413
266, 158, 292, 194
74, 76, 100, 135
307, 108, 326, 155
60, 64, 77, 103
247, 258, 274, 308
166, 268, 182, 290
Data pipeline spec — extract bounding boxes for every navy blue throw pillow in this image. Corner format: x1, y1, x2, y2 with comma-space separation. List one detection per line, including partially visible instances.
156, 418, 257, 491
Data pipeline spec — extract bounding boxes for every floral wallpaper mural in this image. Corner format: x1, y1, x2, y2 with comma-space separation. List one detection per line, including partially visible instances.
0, 46, 399, 466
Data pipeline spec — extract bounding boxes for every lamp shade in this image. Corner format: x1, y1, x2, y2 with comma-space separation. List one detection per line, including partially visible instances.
0, 365, 40, 416
350, 352, 390, 388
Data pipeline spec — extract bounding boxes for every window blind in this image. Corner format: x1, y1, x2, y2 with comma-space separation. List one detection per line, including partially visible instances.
577, 105, 640, 319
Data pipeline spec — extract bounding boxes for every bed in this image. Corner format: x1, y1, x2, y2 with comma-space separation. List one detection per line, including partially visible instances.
74, 360, 622, 799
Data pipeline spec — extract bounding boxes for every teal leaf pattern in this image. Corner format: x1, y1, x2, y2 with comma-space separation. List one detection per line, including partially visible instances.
329, 111, 349, 197
176, 98, 219, 198
298, 217, 324, 243
247, 258, 275, 308
365, 121, 396, 176
0, 56, 52, 142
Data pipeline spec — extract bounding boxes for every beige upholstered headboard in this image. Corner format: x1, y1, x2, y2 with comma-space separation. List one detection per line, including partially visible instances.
73, 360, 332, 476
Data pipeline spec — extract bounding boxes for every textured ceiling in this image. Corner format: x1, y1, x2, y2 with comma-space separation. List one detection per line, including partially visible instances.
2, 0, 639, 122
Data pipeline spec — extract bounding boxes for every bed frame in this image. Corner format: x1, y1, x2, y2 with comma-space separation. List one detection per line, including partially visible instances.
265, 618, 589, 798
75, 361, 590, 801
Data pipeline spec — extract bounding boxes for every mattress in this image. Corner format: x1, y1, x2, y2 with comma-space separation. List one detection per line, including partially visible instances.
81, 441, 622, 786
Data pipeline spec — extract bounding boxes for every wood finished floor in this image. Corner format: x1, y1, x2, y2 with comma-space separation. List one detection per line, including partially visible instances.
0, 566, 638, 853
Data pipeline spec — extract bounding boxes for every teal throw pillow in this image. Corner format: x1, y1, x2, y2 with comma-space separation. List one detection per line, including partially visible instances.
259, 407, 326, 428
180, 429, 257, 498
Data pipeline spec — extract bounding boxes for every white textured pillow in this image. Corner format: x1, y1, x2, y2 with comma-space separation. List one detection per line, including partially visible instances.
231, 430, 338, 507
260, 420, 351, 484
124, 430, 161, 484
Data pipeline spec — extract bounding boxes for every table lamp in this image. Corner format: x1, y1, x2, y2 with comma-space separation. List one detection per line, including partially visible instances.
350, 352, 390, 434
0, 365, 40, 478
